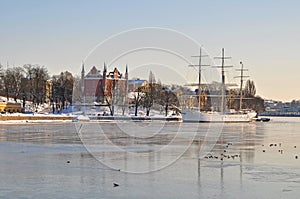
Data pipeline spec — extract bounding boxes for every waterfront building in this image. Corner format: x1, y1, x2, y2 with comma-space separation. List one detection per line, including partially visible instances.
81, 63, 128, 104
261, 99, 300, 116
0, 102, 24, 113
81, 64, 103, 103
128, 78, 148, 92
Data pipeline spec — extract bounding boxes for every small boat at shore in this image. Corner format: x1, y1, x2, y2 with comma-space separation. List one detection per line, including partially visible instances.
253, 117, 270, 122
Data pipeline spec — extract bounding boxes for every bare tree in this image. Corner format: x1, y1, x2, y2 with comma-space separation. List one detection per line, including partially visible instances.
133, 87, 142, 116
141, 90, 153, 116
59, 71, 74, 108
227, 89, 239, 110
3, 67, 24, 101
244, 80, 256, 97
159, 87, 178, 116
23, 64, 49, 106
0, 63, 4, 92
141, 71, 156, 116
72, 75, 83, 103
51, 71, 74, 113
227, 81, 264, 113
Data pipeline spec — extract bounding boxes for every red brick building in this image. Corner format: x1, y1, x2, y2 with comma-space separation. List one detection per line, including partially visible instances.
81, 63, 128, 103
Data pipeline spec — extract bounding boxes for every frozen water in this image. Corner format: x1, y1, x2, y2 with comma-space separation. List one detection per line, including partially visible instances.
0, 118, 299, 198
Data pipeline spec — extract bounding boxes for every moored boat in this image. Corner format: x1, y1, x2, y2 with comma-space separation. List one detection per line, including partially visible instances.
181, 48, 257, 123
182, 109, 256, 123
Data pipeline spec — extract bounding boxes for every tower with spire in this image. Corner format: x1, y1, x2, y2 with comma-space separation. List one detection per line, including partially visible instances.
81, 61, 85, 81
125, 64, 128, 80
123, 64, 129, 115
101, 62, 107, 103
81, 61, 85, 99
125, 64, 128, 101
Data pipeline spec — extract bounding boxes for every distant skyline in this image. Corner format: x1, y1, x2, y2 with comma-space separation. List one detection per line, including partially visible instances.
1, 0, 300, 101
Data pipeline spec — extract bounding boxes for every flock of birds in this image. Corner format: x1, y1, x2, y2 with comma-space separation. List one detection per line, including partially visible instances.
203, 142, 241, 161
110, 142, 298, 187
202, 142, 299, 161
63, 141, 298, 188
262, 143, 298, 159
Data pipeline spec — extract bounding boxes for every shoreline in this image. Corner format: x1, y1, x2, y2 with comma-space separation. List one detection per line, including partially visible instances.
259, 113, 300, 117
0, 115, 75, 121
0, 114, 181, 122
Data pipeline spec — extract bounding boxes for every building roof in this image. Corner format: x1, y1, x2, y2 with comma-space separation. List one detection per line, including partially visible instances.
85, 66, 103, 79
128, 79, 147, 85
107, 67, 123, 79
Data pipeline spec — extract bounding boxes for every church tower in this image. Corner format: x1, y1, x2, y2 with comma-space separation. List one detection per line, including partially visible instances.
81, 61, 85, 97
125, 64, 128, 95
101, 62, 107, 103
124, 64, 129, 111
125, 64, 128, 80
103, 62, 107, 77
81, 61, 85, 81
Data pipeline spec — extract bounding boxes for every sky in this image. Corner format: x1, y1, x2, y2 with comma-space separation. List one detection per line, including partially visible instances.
0, 0, 300, 101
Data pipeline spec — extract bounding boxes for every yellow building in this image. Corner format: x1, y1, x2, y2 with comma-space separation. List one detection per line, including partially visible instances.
0, 102, 24, 113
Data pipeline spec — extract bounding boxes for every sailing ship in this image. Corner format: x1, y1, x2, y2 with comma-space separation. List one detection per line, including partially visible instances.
181, 48, 257, 122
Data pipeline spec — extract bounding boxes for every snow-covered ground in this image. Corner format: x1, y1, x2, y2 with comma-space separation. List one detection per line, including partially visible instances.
0, 96, 73, 115
0, 96, 180, 122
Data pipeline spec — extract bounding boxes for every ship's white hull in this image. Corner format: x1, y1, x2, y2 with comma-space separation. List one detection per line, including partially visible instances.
182, 109, 257, 123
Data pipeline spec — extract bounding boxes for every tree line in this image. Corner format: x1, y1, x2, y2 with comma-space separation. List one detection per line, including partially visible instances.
0, 63, 74, 113
196, 79, 265, 113
100, 70, 181, 117
128, 76, 265, 117
0, 63, 264, 115
128, 71, 180, 117
226, 80, 265, 113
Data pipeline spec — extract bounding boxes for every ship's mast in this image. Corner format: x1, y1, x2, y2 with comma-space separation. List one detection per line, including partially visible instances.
189, 47, 209, 109
214, 48, 232, 113
235, 61, 249, 111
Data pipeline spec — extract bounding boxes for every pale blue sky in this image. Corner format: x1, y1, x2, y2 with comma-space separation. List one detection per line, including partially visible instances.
0, 0, 300, 101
